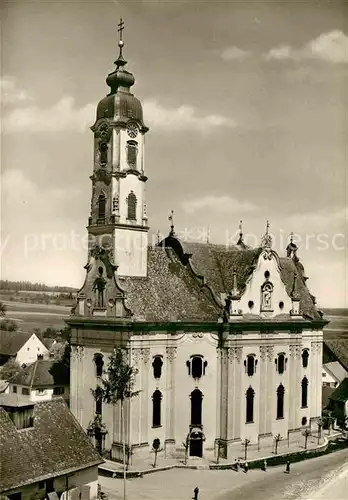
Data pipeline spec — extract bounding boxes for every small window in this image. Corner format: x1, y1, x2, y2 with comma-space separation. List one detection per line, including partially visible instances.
22, 387, 30, 395
248, 300, 254, 310
12, 385, 17, 393
276, 353, 286, 374
264, 271, 270, 279
97, 192, 106, 220
127, 191, 137, 220
94, 353, 104, 378
279, 301, 284, 310
302, 349, 309, 368
7, 493, 21, 500
36, 389, 46, 396
301, 417, 307, 426
99, 142, 108, 165
53, 386, 65, 395
322, 372, 326, 377
127, 141, 138, 168
192, 356, 203, 378
245, 355, 257, 377
38, 481, 45, 489
152, 356, 163, 379
46, 478, 54, 494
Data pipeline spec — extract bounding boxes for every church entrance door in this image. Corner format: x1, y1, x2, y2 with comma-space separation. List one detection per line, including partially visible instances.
189, 436, 203, 457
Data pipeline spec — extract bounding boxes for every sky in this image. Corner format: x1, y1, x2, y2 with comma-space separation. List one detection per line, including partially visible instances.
0, 0, 347, 308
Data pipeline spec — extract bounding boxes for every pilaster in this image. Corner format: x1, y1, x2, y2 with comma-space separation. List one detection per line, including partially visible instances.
165, 346, 177, 455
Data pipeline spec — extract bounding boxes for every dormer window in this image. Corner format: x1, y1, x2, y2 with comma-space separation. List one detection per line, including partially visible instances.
152, 356, 163, 379
244, 354, 257, 376
127, 140, 138, 168
186, 355, 207, 379
97, 192, 106, 221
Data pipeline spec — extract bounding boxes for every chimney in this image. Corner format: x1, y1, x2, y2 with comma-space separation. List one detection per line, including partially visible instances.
37, 354, 44, 360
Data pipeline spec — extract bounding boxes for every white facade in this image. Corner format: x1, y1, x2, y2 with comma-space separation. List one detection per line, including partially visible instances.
16, 334, 48, 366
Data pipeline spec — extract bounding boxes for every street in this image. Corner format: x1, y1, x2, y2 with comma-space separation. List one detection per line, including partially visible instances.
99, 448, 348, 500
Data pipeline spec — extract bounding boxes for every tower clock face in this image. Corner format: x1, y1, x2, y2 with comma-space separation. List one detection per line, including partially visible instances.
127, 122, 138, 138
96, 120, 111, 142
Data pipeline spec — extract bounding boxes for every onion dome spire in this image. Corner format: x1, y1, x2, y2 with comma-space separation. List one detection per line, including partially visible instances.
236, 219, 247, 249
106, 18, 135, 94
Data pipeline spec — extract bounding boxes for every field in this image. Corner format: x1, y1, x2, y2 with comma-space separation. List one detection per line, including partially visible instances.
2, 300, 71, 332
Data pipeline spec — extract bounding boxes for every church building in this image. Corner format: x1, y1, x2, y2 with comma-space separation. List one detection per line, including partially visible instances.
68, 24, 327, 462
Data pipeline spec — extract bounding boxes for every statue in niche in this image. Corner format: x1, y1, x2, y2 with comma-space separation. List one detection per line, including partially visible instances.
261, 282, 273, 310
92, 266, 107, 307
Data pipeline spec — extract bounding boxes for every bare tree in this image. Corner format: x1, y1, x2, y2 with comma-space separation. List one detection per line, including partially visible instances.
303, 428, 311, 449
274, 433, 282, 455
152, 438, 163, 468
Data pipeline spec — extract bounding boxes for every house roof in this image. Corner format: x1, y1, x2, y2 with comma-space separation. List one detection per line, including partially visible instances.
127, 238, 322, 322
0, 331, 33, 356
0, 399, 103, 492
323, 362, 348, 383
121, 246, 221, 322
322, 385, 335, 409
324, 340, 348, 372
9, 358, 70, 388
329, 377, 348, 403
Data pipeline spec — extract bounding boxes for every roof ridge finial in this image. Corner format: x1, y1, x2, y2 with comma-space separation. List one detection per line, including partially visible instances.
230, 268, 240, 299
237, 219, 244, 246
261, 220, 272, 249
168, 210, 176, 237
286, 231, 298, 258
115, 17, 127, 68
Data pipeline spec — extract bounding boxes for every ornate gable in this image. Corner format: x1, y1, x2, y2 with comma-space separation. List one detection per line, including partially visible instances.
72, 245, 132, 318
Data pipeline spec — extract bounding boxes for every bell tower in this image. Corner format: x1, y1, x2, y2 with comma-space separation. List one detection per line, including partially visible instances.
88, 19, 149, 277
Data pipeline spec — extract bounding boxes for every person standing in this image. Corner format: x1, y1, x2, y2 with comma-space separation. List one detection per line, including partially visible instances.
263, 459, 267, 472
244, 461, 249, 473
193, 486, 199, 500
285, 460, 290, 473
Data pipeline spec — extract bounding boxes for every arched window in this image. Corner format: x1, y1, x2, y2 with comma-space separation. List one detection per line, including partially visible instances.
94, 354, 104, 378
301, 377, 308, 408
245, 355, 257, 377
152, 390, 162, 427
192, 356, 203, 379
276, 353, 286, 374
152, 356, 163, 379
127, 191, 137, 220
246, 387, 254, 423
276, 384, 285, 419
302, 349, 309, 368
99, 142, 108, 165
127, 141, 138, 168
98, 192, 106, 220
190, 389, 203, 425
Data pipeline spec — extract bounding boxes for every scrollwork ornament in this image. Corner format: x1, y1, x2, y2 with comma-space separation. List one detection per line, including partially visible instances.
234, 347, 243, 363
72, 345, 84, 362
266, 345, 274, 361
166, 347, 177, 363
132, 349, 141, 365
192, 332, 204, 339
140, 348, 150, 364
260, 345, 267, 361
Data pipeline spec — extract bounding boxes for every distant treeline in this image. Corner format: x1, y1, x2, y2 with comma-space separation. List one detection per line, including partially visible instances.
0, 280, 77, 293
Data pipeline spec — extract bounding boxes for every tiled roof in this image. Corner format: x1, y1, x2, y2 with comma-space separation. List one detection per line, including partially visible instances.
0, 399, 103, 492
156, 239, 321, 321
122, 247, 221, 322
9, 359, 70, 388
324, 341, 348, 371
0, 331, 32, 356
322, 386, 335, 409
329, 377, 348, 402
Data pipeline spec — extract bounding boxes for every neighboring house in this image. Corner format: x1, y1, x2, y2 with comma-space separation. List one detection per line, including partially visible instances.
0, 331, 48, 367
327, 378, 348, 428
6, 356, 70, 405
0, 395, 103, 500
322, 361, 348, 388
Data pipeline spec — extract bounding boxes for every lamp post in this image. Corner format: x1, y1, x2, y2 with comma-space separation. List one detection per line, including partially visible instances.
274, 433, 282, 455
242, 438, 251, 461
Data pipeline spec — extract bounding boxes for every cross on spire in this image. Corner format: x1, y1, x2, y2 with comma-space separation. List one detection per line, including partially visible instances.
266, 220, 270, 235
168, 210, 175, 236
118, 18, 125, 43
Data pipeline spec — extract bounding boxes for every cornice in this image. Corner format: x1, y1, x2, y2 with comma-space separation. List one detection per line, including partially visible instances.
113, 170, 148, 182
